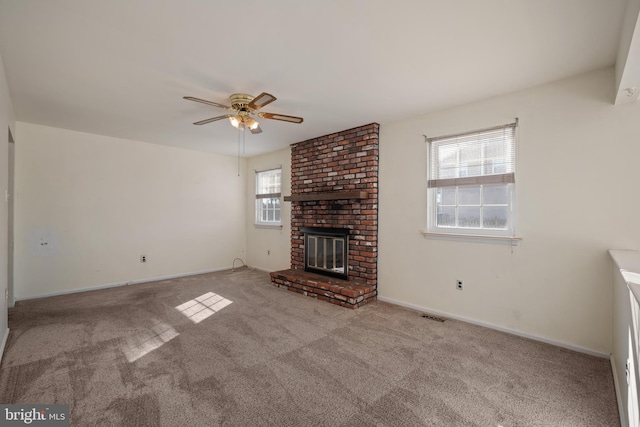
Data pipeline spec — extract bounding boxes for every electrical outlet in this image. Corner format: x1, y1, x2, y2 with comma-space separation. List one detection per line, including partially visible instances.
140, 255, 147, 263
456, 280, 463, 290
626, 361, 630, 384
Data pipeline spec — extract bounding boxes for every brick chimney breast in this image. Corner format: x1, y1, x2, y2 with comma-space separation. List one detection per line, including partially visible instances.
270, 123, 379, 309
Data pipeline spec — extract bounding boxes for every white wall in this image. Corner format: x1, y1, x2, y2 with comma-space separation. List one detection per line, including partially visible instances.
14, 123, 247, 299
378, 68, 640, 355
0, 51, 15, 354
245, 147, 291, 271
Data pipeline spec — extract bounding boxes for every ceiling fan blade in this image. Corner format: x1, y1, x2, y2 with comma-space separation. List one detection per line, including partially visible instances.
184, 96, 233, 110
193, 114, 233, 125
247, 92, 276, 110
258, 112, 304, 124
249, 124, 263, 134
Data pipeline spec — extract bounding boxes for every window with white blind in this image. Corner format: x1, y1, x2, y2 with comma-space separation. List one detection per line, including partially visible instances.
256, 168, 281, 226
427, 122, 517, 237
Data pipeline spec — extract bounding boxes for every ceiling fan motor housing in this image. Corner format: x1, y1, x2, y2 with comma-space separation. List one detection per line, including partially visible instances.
230, 93, 255, 115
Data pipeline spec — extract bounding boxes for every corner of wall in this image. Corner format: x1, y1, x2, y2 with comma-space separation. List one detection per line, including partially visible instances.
0, 49, 16, 360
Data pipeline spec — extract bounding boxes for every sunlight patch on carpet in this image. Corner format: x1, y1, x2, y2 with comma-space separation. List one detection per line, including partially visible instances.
175, 292, 233, 324
123, 320, 179, 362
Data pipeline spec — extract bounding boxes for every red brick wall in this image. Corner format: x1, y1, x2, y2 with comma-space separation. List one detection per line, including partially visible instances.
290, 123, 379, 286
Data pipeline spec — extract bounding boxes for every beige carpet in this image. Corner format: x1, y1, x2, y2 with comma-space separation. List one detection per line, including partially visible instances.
0, 267, 619, 426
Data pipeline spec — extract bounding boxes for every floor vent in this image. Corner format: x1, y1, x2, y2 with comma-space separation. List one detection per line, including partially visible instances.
421, 314, 446, 322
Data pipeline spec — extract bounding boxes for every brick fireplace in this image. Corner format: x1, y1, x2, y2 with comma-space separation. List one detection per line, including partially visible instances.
270, 123, 379, 308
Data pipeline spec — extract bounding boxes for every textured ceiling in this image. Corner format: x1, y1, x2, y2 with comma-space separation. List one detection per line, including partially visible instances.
0, 0, 632, 157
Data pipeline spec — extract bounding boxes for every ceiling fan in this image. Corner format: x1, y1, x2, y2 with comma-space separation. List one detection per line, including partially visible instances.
184, 92, 304, 134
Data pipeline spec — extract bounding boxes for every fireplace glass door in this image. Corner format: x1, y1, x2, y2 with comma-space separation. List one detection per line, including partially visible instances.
302, 227, 349, 279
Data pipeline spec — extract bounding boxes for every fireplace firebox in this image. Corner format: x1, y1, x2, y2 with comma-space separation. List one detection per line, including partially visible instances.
301, 227, 349, 279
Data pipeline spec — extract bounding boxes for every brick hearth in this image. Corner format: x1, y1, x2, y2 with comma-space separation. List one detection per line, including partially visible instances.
271, 123, 379, 308
270, 269, 376, 309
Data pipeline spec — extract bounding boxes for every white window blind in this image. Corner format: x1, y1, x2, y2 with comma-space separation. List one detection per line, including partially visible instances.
428, 123, 516, 188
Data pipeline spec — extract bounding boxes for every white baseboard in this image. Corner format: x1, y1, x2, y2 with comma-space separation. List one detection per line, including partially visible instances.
610, 356, 628, 427
377, 295, 609, 359
0, 327, 9, 362
14, 267, 232, 302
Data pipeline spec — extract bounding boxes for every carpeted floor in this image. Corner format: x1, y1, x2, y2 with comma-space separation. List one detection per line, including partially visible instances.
0, 267, 619, 426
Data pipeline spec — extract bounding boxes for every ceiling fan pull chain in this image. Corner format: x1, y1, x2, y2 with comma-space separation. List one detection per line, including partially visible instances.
237, 128, 241, 177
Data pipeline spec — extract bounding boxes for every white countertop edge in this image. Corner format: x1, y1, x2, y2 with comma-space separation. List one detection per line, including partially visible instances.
609, 249, 640, 302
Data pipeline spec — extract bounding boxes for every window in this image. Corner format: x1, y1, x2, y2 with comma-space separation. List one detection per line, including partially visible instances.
256, 168, 281, 226
427, 122, 516, 237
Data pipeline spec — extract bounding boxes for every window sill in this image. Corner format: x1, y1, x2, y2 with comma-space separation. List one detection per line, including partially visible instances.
255, 224, 283, 230
421, 230, 522, 245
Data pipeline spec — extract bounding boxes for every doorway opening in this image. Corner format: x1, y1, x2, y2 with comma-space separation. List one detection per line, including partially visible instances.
7, 127, 14, 307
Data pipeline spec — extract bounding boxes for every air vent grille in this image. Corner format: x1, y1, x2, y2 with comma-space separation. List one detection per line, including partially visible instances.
421, 313, 446, 322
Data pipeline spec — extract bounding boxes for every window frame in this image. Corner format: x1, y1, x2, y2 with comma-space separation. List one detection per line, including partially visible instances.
426, 122, 518, 240
255, 168, 282, 227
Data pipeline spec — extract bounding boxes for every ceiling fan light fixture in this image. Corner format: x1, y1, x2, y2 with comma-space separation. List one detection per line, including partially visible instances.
229, 116, 241, 128
246, 117, 260, 130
